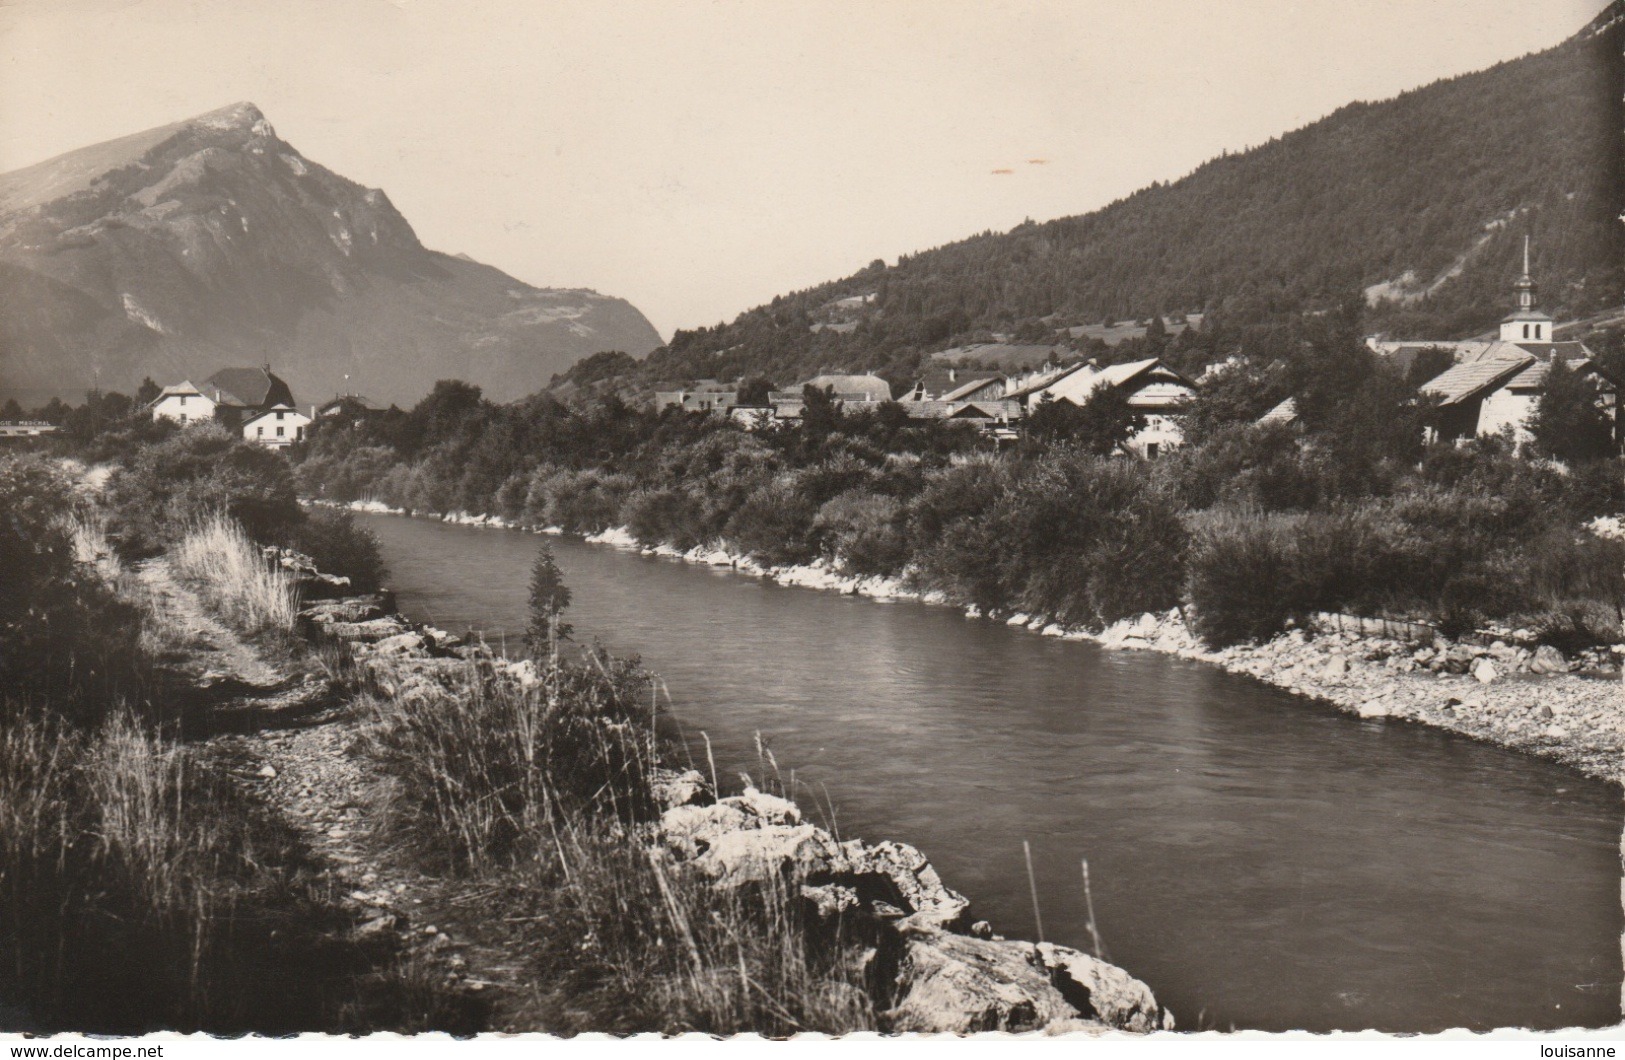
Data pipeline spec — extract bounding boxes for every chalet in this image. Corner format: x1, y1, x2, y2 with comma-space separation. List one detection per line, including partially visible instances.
242, 404, 311, 448
1008, 357, 1197, 457
1414, 242, 1616, 445
1421, 350, 1615, 446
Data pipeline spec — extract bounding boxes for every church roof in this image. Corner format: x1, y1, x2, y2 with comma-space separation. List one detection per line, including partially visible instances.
1420, 355, 1534, 406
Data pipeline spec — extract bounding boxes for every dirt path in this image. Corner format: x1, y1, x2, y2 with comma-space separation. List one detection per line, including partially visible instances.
132, 559, 530, 1028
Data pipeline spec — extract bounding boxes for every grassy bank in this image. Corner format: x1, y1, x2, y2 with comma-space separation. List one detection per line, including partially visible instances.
0, 454, 456, 1033
351, 653, 880, 1033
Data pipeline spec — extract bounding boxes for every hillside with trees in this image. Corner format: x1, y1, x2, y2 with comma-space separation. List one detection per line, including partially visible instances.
632, 4, 1622, 392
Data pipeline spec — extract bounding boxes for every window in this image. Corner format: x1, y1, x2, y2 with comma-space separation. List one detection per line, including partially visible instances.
276, 426, 285, 437
179, 413, 187, 424
178, 395, 187, 405
1523, 324, 1530, 339
275, 411, 284, 420
257, 426, 264, 437
1146, 443, 1160, 459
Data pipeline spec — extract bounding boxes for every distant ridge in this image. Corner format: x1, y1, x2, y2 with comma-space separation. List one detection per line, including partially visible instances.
640, 4, 1623, 387
0, 102, 663, 405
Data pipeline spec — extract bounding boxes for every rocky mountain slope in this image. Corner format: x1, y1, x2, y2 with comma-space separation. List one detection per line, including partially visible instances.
640, 2, 1623, 387
0, 103, 662, 406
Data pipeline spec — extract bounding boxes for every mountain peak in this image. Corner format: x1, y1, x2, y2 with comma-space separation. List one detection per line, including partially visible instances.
188, 101, 270, 135
0, 102, 663, 405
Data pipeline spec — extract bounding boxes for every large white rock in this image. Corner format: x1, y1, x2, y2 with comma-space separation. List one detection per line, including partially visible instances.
1529, 644, 1567, 675
1471, 657, 1499, 684
1036, 942, 1175, 1033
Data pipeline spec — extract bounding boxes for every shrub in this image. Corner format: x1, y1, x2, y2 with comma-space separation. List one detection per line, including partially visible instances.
0, 457, 146, 722
105, 426, 301, 557
725, 480, 819, 567
1184, 510, 1311, 647
813, 490, 910, 577
283, 508, 388, 593
625, 487, 707, 551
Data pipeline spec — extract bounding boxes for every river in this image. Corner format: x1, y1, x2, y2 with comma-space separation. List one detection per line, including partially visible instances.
358, 512, 1622, 1033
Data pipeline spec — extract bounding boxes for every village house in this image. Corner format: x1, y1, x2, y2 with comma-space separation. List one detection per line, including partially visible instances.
1410, 241, 1617, 445
1007, 357, 1198, 457
903, 368, 1006, 404
149, 381, 216, 426
149, 365, 306, 446
316, 394, 384, 423
768, 373, 894, 419
241, 404, 311, 447
654, 380, 739, 413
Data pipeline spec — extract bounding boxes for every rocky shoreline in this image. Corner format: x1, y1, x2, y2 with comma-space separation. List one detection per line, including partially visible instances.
294, 540, 1175, 1034
329, 500, 1625, 788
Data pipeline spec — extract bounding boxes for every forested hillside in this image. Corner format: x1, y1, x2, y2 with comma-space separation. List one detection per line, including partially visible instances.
635, 4, 1622, 390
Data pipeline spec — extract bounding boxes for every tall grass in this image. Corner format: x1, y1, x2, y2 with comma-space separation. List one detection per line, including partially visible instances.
0, 703, 466, 1033
172, 513, 299, 634
363, 656, 878, 1034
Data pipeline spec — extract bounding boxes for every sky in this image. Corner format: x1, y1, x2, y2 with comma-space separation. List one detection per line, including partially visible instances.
0, 0, 1603, 339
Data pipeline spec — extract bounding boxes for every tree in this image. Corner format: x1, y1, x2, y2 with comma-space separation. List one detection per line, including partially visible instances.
1144, 313, 1168, 351
136, 377, 162, 406
1404, 346, 1457, 389
526, 542, 573, 665
737, 376, 775, 406
1025, 387, 1146, 456
1528, 358, 1616, 463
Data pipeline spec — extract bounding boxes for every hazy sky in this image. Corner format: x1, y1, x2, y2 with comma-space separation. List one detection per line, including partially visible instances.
0, 0, 1601, 338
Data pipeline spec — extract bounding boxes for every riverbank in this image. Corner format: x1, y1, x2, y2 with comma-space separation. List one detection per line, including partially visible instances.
297, 549, 1175, 1033
329, 501, 1624, 788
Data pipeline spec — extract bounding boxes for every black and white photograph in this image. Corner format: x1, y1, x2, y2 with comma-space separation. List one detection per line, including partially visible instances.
0, 0, 1621, 1045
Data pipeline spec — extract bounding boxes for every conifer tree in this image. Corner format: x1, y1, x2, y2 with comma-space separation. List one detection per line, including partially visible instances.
527, 542, 573, 665
1528, 358, 1615, 463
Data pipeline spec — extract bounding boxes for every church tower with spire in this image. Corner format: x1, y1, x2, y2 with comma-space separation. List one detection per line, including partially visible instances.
1499, 236, 1553, 344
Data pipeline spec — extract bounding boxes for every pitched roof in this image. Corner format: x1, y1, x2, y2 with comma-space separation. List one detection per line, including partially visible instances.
1005, 361, 1092, 401
241, 403, 309, 427
800, 374, 892, 401
204, 367, 295, 409
1420, 355, 1534, 406
154, 380, 203, 401
1257, 397, 1298, 425
940, 375, 1005, 402
909, 369, 1002, 400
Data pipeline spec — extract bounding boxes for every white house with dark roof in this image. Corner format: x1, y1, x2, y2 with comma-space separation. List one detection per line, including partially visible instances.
149, 365, 303, 444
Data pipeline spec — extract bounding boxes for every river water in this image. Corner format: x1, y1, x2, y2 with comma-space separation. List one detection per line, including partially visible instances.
358, 512, 1622, 1033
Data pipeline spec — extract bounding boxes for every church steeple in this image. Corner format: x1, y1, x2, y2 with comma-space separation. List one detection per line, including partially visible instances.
1500, 235, 1551, 344
1513, 235, 1537, 312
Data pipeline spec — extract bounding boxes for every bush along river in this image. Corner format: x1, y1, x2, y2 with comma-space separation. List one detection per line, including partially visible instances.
355, 510, 1623, 1033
